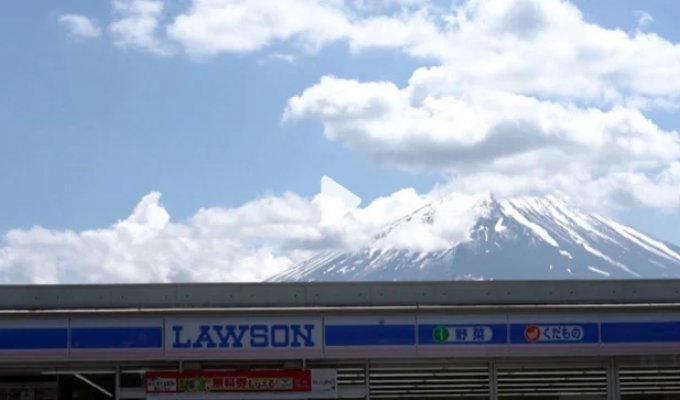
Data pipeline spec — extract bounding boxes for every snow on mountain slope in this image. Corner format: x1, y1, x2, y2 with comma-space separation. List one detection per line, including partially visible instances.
268, 195, 680, 281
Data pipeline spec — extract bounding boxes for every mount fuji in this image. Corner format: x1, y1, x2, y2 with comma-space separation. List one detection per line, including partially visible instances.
269, 195, 680, 281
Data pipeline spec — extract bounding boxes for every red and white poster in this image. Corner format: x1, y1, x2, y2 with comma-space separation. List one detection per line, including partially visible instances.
145, 369, 337, 399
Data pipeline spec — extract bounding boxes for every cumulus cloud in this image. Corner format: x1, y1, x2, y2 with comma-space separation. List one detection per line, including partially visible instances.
166, 0, 351, 57
161, 0, 450, 60
284, 76, 680, 181
0, 192, 311, 283
66, 0, 680, 104
421, 1, 680, 104
449, 166, 680, 212
282, 0, 680, 209
0, 180, 432, 284
287, 76, 678, 168
70, 0, 457, 59
109, 0, 172, 54
90, 0, 680, 104
58, 14, 101, 39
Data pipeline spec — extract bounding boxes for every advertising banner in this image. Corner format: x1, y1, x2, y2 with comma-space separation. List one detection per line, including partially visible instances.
145, 369, 337, 399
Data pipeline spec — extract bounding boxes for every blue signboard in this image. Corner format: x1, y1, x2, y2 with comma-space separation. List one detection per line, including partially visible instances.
7, 314, 680, 360
419, 324, 507, 345
601, 322, 680, 343
325, 324, 415, 346
0, 328, 68, 350
71, 327, 163, 349
510, 323, 599, 344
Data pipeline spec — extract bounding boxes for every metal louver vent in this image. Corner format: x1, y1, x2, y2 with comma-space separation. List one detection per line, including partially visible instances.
620, 365, 680, 397
367, 364, 490, 399
496, 366, 608, 398
337, 366, 367, 386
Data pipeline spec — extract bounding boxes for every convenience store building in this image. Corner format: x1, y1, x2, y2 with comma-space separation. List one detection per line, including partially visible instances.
2, 280, 680, 400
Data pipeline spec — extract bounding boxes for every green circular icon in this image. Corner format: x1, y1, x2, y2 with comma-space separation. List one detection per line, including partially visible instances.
433, 326, 449, 343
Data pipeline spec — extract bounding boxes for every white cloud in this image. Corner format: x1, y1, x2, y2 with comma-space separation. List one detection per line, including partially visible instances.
448, 167, 680, 212
284, 76, 680, 206
73, 0, 680, 106
0, 183, 430, 284
160, 0, 449, 59
166, 0, 351, 57
282, 0, 680, 209
0, 192, 308, 284
635, 10, 654, 30
58, 14, 102, 39
112, 0, 447, 59
268, 53, 296, 64
109, 0, 172, 55
345, 0, 680, 104
3, 179, 677, 283
371, 192, 486, 252
113, 0, 680, 105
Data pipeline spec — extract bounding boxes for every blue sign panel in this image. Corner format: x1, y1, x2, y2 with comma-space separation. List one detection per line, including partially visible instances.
71, 327, 163, 349
419, 324, 507, 345
510, 323, 599, 344
10, 314, 680, 359
0, 328, 68, 350
325, 325, 416, 346
602, 322, 680, 343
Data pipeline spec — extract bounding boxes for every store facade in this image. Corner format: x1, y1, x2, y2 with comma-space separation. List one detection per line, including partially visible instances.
2, 280, 680, 400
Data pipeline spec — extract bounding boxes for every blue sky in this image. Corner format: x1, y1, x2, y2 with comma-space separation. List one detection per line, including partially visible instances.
0, 0, 679, 283
1, 1, 435, 232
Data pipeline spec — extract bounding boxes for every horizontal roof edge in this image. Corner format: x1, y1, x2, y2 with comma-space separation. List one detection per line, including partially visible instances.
1, 280, 678, 310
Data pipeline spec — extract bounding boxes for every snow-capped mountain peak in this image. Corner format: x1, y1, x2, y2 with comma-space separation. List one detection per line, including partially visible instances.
269, 194, 680, 281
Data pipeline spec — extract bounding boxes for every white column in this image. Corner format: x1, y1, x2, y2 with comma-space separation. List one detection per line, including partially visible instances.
607, 359, 620, 400
114, 364, 121, 400
364, 362, 370, 400
489, 361, 498, 400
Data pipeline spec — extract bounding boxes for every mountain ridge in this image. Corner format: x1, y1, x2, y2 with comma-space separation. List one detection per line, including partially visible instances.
269, 194, 680, 281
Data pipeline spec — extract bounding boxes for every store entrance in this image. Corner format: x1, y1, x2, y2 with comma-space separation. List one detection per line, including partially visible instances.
0, 372, 116, 400
0, 376, 58, 400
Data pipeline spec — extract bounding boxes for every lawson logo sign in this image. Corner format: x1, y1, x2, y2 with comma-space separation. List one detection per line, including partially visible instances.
166, 318, 322, 352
